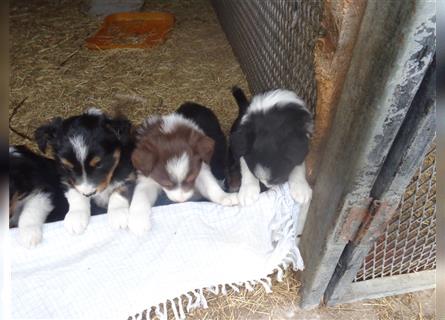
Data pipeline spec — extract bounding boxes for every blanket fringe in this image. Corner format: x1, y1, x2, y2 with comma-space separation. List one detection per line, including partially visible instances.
170, 299, 180, 320
221, 284, 227, 295
155, 302, 167, 320
178, 296, 186, 319
228, 283, 239, 292
145, 187, 306, 320
151, 269, 294, 320
148, 246, 304, 319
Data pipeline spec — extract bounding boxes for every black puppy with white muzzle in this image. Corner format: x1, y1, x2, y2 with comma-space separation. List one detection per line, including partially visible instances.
228, 86, 313, 206
10, 145, 68, 247
35, 108, 135, 234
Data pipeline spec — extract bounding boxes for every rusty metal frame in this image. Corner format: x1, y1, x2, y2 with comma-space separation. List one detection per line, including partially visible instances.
298, 0, 436, 308
324, 50, 436, 306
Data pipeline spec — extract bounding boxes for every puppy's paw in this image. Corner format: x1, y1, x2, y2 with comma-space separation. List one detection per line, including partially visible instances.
290, 180, 312, 204
218, 192, 239, 206
108, 207, 129, 230
128, 208, 151, 236
238, 182, 260, 206
19, 226, 42, 248
64, 210, 90, 235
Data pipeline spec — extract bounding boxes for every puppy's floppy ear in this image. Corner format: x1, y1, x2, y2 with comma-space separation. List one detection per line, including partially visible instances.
131, 142, 157, 176
34, 117, 63, 153
230, 128, 248, 159
196, 135, 215, 164
106, 117, 133, 145
189, 131, 215, 163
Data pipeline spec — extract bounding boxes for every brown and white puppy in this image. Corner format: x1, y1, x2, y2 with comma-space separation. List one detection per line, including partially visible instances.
129, 102, 238, 235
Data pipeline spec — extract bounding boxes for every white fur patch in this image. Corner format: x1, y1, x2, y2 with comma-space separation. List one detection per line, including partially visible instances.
9, 146, 20, 156
69, 135, 88, 163
242, 89, 309, 124
64, 188, 91, 234
138, 115, 161, 134
194, 163, 239, 206
164, 188, 195, 203
93, 181, 122, 208
128, 176, 160, 235
107, 191, 129, 229
238, 157, 261, 206
18, 192, 54, 248
166, 152, 190, 183
138, 114, 203, 136
289, 162, 312, 204
75, 182, 97, 197
254, 164, 271, 185
160, 113, 203, 134
85, 107, 103, 116
69, 135, 91, 194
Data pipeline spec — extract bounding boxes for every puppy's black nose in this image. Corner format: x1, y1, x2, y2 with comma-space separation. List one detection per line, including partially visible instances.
83, 191, 97, 197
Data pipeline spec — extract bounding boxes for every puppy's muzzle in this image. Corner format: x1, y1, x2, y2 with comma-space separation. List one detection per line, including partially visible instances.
83, 190, 97, 197
75, 184, 98, 198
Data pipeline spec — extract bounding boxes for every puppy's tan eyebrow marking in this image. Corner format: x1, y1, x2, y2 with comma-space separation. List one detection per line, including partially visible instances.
61, 158, 74, 168
97, 149, 121, 192
89, 156, 101, 167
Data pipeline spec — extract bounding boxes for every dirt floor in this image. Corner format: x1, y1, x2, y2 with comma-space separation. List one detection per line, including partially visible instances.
9, 0, 436, 319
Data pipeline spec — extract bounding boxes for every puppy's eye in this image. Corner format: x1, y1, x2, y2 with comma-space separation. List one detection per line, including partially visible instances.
61, 158, 74, 170
89, 156, 102, 168
161, 180, 175, 189
185, 173, 196, 184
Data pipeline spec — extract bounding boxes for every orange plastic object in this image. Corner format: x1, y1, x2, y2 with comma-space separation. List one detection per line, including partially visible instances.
86, 12, 175, 50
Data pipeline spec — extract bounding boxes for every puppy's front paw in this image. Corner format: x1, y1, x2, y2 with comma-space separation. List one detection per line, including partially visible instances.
290, 180, 312, 204
238, 182, 260, 206
128, 208, 151, 236
64, 210, 90, 235
218, 193, 239, 206
19, 226, 42, 248
108, 207, 129, 230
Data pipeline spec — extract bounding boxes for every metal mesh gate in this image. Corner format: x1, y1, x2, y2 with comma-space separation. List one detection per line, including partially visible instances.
211, 0, 322, 113
355, 143, 436, 282
212, 0, 436, 306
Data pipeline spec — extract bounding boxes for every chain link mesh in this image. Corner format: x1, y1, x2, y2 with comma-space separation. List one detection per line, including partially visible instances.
355, 144, 436, 282
211, 0, 322, 113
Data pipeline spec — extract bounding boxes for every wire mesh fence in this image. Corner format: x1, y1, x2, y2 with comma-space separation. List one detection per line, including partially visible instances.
212, 0, 436, 289
355, 143, 436, 282
211, 0, 322, 113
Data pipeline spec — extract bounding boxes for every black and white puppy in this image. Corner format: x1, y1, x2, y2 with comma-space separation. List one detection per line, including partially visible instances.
34, 108, 135, 234
9, 145, 68, 247
229, 86, 313, 206
130, 102, 238, 235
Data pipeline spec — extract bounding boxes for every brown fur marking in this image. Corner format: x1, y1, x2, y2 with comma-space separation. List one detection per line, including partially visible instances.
97, 148, 121, 192
133, 117, 215, 188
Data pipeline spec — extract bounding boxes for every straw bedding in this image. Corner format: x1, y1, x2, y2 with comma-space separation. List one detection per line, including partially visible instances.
9, 0, 248, 146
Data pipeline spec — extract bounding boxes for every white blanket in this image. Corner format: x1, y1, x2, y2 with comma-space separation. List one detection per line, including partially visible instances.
10, 184, 304, 320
